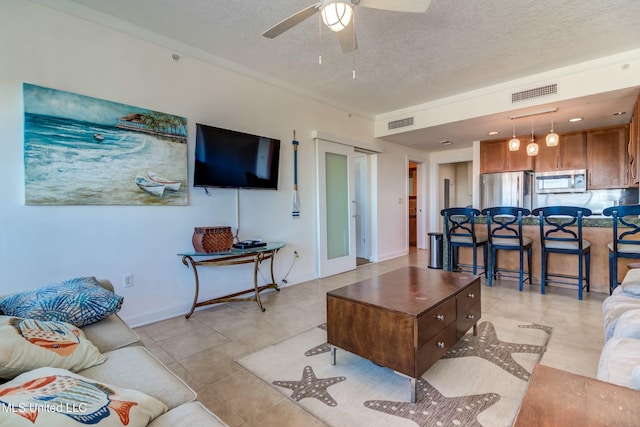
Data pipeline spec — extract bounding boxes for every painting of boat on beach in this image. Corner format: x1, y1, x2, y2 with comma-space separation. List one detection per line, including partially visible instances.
23, 83, 188, 205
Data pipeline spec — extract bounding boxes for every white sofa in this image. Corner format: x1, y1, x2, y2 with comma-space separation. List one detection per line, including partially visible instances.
0, 279, 228, 427
598, 269, 640, 390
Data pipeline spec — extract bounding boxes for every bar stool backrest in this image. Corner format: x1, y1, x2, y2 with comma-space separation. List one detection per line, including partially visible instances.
481, 206, 531, 246
532, 206, 592, 250
441, 207, 482, 243
602, 204, 640, 253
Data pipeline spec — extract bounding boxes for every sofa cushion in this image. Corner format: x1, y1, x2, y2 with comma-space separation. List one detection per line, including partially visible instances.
0, 316, 106, 379
612, 309, 640, 340
82, 314, 142, 353
78, 346, 196, 410
148, 402, 229, 427
0, 277, 123, 327
602, 294, 640, 340
0, 366, 167, 426
597, 337, 640, 390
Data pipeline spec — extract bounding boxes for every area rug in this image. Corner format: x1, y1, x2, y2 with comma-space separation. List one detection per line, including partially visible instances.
237, 313, 552, 427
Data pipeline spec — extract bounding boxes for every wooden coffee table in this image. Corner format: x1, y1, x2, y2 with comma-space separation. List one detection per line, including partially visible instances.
327, 266, 481, 402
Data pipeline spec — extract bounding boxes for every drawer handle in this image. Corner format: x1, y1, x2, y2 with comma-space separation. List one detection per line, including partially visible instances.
467, 314, 475, 319
467, 293, 475, 298
437, 341, 445, 348
435, 314, 445, 321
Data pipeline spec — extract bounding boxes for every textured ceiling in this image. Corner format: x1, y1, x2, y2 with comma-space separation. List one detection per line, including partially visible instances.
37, 0, 640, 150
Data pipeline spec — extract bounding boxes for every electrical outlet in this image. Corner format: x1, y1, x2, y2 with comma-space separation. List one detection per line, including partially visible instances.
123, 274, 133, 288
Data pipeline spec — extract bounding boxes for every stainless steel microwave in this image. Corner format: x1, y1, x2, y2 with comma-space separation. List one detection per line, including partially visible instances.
534, 169, 587, 194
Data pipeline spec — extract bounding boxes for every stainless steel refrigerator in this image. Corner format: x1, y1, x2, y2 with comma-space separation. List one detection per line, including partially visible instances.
480, 171, 534, 210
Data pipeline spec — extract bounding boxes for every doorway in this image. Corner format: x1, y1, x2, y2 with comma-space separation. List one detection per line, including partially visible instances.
408, 162, 418, 247
355, 153, 370, 265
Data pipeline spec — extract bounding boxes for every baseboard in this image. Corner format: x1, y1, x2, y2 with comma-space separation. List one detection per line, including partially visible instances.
376, 248, 409, 262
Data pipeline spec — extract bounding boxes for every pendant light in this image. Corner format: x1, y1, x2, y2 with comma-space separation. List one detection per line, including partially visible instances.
545, 117, 559, 147
526, 119, 539, 156
508, 122, 520, 151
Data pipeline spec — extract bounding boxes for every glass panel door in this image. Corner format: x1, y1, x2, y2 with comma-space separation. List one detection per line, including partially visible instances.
316, 139, 356, 277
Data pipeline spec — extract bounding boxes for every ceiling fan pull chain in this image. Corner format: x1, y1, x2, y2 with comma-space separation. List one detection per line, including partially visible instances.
352, 7, 356, 79
318, 13, 323, 65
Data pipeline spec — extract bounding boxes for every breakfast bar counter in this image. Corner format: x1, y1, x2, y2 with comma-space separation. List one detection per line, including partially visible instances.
454, 216, 640, 294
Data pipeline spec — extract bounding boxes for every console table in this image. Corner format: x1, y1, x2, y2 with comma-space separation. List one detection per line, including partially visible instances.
179, 242, 285, 318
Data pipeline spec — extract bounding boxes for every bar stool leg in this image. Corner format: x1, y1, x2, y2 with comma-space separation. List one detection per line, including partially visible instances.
518, 249, 524, 291
541, 250, 547, 295
586, 251, 590, 292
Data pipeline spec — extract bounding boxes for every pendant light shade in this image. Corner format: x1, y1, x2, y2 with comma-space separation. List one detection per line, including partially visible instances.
527, 120, 538, 156
546, 118, 559, 147
508, 122, 520, 151
321, 1, 353, 32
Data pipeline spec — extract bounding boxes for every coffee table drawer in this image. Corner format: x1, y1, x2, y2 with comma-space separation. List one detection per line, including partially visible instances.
416, 297, 456, 347
416, 321, 457, 376
457, 300, 481, 339
457, 279, 481, 312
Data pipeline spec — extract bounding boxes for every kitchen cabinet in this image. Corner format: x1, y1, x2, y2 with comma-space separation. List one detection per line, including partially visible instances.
535, 132, 587, 172
587, 125, 628, 189
480, 140, 506, 173
480, 138, 534, 173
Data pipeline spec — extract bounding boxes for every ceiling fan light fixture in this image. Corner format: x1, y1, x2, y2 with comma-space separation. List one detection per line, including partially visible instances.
321, 1, 353, 32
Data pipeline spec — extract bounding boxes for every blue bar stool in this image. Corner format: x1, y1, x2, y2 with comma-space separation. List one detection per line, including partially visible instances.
602, 205, 640, 294
481, 206, 532, 290
531, 206, 592, 300
441, 207, 487, 277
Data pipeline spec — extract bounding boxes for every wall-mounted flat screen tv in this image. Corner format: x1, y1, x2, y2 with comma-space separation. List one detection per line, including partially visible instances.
194, 123, 281, 189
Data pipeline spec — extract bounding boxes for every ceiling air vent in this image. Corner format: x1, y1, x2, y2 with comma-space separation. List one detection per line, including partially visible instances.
388, 117, 414, 130
512, 84, 557, 103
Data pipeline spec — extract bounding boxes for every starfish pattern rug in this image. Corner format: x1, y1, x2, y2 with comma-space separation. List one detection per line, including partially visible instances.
237, 313, 552, 427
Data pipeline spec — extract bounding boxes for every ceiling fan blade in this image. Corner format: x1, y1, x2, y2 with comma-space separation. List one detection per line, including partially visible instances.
337, 20, 357, 53
357, 0, 431, 13
262, 3, 320, 39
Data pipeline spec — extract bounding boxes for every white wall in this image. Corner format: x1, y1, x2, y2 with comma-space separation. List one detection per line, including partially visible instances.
0, 0, 422, 326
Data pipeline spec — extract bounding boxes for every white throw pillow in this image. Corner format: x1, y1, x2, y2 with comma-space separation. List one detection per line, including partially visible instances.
620, 269, 640, 296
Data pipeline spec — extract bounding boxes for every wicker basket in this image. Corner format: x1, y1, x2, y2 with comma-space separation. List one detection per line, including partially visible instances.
192, 226, 234, 253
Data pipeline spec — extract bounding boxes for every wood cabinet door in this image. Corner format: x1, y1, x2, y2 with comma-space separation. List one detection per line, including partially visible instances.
559, 132, 587, 170
506, 139, 535, 171
535, 137, 559, 172
587, 126, 628, 189
480, 140, 507, 173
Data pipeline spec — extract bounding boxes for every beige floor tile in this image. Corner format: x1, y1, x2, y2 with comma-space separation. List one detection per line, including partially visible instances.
156, 327, 231, 360
245, 399, 328, 427
206, 370, 286, 424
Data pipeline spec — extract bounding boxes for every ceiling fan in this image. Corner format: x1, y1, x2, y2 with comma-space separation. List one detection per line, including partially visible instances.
262, 0, 432, 54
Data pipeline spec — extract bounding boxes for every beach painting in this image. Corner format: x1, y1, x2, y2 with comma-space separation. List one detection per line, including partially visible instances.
23, 83, 188, 205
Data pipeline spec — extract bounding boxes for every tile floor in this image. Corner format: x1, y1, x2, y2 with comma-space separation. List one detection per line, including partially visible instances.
134, 249, 607, 427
